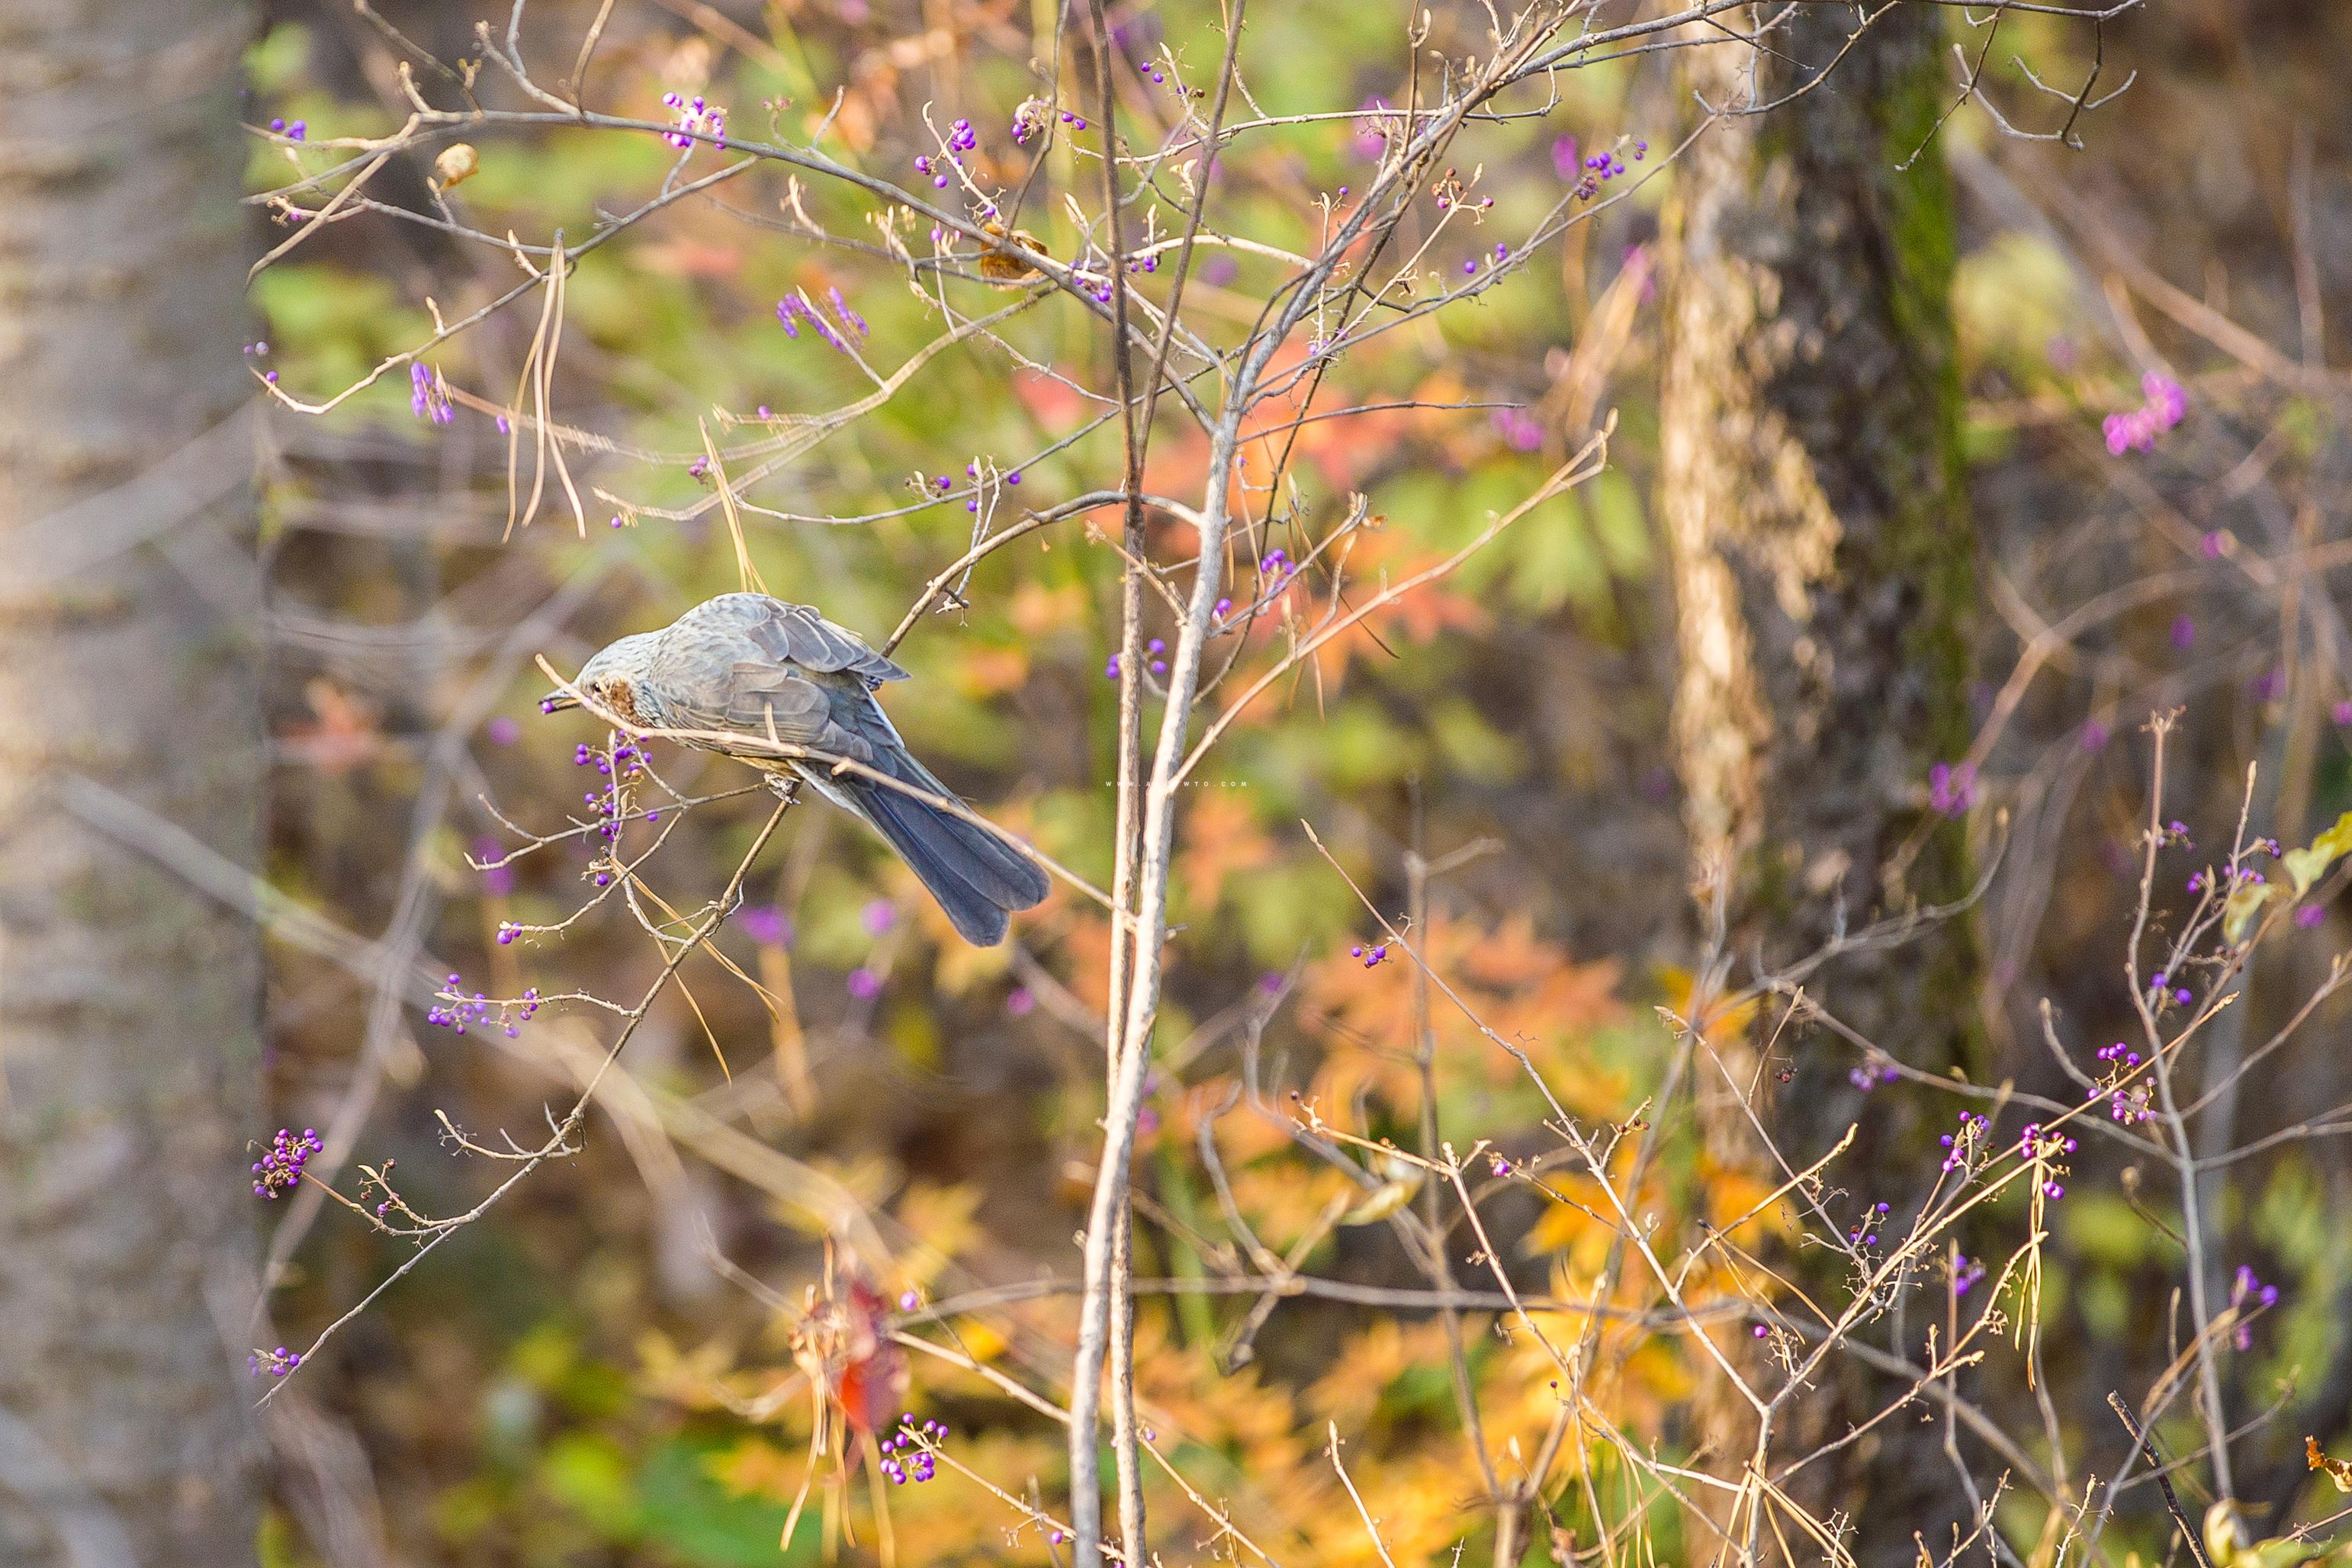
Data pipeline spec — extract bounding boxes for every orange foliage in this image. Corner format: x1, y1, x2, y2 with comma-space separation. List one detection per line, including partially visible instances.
1177, 789, 1277, 914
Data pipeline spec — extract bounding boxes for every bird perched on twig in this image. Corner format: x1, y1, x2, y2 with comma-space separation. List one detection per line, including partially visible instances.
544, 593, 1049, 945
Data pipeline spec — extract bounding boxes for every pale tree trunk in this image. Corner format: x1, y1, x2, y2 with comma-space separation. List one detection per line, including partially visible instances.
0, 3, 264, 1566
1658, 8, 1981, 1562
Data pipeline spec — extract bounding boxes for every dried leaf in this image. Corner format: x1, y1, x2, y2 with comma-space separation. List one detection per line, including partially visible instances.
433, 142, 479, 189
2310, 1435, 2352, 1492
978, 220, 1045, 284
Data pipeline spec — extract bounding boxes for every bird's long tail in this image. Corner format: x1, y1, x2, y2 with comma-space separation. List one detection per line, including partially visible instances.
827, 745, 1049, 946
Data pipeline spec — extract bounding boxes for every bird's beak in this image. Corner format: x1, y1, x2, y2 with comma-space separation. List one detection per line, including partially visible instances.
538, 689, 582, 714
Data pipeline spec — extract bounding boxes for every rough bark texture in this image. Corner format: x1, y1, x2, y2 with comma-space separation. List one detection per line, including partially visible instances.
0, 3, 264, 1565
1657, 8, 1980, 1562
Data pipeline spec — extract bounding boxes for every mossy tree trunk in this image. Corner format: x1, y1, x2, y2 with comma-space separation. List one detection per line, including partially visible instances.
1657, 8, 1982, 1561
0, 2, 264, 1563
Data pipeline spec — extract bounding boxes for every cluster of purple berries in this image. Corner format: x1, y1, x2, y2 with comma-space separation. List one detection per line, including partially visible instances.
660, 92, 725, 149
1104, 639, 1170, 681
428, 977, 540, 1038
1069, 264, 1121, 304
478, 836, 516, 898
946, 459, 1020, 512
1848, 1059, 1893, 1092
2148, 969, 2194, 1008
2230, 1264, 2280, 1350
2105, 1080, 2154, 1124
880, 1417, 944, 1485
410, 362, 454, 424
737, 904, 792, 946
1491, 406, 1544, 453
2103, 371, 2187, 455
1003, 101, 1089, 146
268, 117, 307, 140
1463, 241, 1511, 278
580, 747, 654, 856
1431, 185, 1491, 214
2092, 1041, 2156, 1123
575, 738, 644, 779
1952, 1255, 1987, 1296
1928, 760, 1978, 818
249, 1346, 303, 1377
585, 783, 628, 846
2187, 866, 2258, 895
1349, 941, 1390, 968
360, 1161, 407, 1222
1566, 138, 1646, 201
1938, 1110, 1991, 1173
1845, 1200, 1891, 1248
2016, 1123, 2077, 1200
777, 288, 869, 352
252, 1127, 322, 1200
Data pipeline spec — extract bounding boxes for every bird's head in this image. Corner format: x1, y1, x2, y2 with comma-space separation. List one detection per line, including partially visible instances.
541, 631, 660, 725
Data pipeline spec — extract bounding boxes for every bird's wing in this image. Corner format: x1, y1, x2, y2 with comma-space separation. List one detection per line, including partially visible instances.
687, 593, 910, 686
647, 619, 882, 763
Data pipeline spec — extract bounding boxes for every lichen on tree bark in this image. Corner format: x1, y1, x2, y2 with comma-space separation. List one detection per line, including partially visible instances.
1657, 6, 1982, 1560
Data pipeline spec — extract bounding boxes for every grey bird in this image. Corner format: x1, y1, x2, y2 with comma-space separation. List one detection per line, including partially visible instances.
544, 593, 1049, 945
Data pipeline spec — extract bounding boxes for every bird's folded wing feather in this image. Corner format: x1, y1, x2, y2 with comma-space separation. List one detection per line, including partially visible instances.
646, 627, 879, 760
715, 594, 909, 686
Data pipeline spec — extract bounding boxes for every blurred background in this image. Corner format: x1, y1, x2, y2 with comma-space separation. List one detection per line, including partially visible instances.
5, 2, 2351, 1565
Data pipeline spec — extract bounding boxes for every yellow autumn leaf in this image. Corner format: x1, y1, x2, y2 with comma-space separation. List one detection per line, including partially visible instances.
1525, 1195, 1599, 1257
2284, 809, 2352, 895
1658, 962, 1758, 1044
1345, 1161, 1430, 1232
2223, 881, 2272, 944
947, 1316, 1007, 1364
